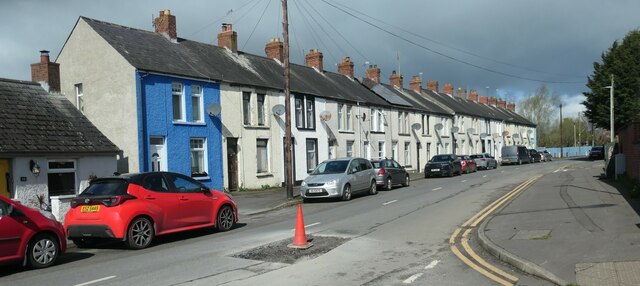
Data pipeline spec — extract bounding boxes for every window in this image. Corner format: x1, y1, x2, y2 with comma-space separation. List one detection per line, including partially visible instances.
392, 142, 398, 160
169, 173, 205, 193
338, 104, 343, 130
306, 139, 318, 172
75, 83, 84, 114
172, 82, 185, 121
363, 141, 370, 159
48, 160, 76, 196
257, 93, 265, 126
295, 95, 315, 129
378, 141, 385, 158
191, 85, 203, 122
404, 142, 411, 166
257, 139, 269, 173
328, 140, 336, 159
371, 108, 384, 132
142, 174, 170, 193
426, 143, 431, 161
422, 114, 430, 135
346, 105, 352, 130
398, 112, 410, 134
346, 140, 354, 157
190, 138, 207, 177
243, 91, 251, 125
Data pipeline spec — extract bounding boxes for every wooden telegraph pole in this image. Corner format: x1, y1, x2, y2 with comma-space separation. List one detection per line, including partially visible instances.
282, 0, 293, 199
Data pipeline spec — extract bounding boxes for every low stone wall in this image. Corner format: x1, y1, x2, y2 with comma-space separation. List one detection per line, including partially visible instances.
50, 195, 75, 223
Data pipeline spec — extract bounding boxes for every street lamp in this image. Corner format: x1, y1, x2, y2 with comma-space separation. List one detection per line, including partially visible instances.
604, 74, 614, 143
559, 103, 563, 158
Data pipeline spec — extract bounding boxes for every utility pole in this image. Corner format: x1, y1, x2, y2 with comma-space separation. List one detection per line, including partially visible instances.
282, 0, 293, 199
560, 104, 563, 158
609, 74, 614, 143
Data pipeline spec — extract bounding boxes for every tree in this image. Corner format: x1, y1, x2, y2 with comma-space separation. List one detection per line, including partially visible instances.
518, 85, 560, 146
583, 30, 640, 131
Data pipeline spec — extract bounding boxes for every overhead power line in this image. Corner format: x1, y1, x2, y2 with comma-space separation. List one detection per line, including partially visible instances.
185, 0, 261, 39
242, 0, 273, 50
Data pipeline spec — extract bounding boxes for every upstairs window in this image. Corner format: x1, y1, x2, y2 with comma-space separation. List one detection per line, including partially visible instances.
191, 85, 203, 122
371, 108, 384, 132
346, 105, 352, 130
243, 91, 251, 125
295, 95, 315, 129
172, 82, 185, 121
338, 103, 344, 130
257, 93, 266, 126
75, 83, 84, 114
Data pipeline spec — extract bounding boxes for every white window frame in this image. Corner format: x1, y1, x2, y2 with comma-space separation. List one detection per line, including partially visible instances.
243, 91, 251, 125
392, 142, 398, 160
346, 140, 354, 157
306, 139, 318, 172
75, 83, 84, 114
47, 160, 77, 196
378, 141, 385, 158
256, 139, 269, 173
338, 103, 344, 130
346, 105, 352, 130
190, 138, 208, 178
404, 142, 411, 167
295, 95, 315, 129
257, 93, 266, 126
191, 85, 203, 123
172, 82, 185, 122
371, 108, 384, 132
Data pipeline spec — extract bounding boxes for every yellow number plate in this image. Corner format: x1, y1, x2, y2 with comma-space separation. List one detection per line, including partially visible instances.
80, 205, 100, 213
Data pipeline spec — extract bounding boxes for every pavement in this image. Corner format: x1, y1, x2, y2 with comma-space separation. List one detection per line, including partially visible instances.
230, 160, 640, 285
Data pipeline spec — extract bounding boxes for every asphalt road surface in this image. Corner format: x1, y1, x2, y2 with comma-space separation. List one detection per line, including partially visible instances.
1, 160, 573, 286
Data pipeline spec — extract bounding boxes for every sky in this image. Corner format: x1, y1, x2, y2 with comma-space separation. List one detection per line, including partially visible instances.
2, 0, 639, 119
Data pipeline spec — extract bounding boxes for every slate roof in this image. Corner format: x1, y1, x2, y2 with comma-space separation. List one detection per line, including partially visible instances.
361, 79, 453, 116
0, 78, 120, 155
80, 17, 388, 106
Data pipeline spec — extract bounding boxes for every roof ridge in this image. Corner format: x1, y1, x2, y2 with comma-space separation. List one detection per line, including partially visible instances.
0, 77, 41, 86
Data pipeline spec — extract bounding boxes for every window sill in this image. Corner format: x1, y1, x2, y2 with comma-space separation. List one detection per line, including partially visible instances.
338, 130, 355, 134
370, 131, 385, 134
256, 173, 273, 178
193, 176, 211, 181
422, 134, 433, 137
244, 125, 270, 130
173, 121, 206, 126
297, 127, 316, 131
50, 194, 77, 199
398, 133, 410, 136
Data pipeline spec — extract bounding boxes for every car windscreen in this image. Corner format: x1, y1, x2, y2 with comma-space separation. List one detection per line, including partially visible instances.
469, 155, 482, 159
592, 147, 604, 151
371, 161, 382, 168
431, 155, 450, 162
312, 160, 349, 175
79, 179, 128, 197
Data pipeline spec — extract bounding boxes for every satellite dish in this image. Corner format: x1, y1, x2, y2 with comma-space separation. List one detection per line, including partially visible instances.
502, 131, 509, 137
492, 133, 500, 139
480, 133, 489, 139
319, 111, 332, 121
467, 128, 476, 134
513, 134, 520, 139
411, 123, 422, 130
272, 104, 285, 116
207, 103, 221, 116
527, 129, 534, 134
434, 123, 443, 131
452, 127, 460, 133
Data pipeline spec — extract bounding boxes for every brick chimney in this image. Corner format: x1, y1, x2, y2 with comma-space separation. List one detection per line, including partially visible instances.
498, 99, 507, 109
409, 75, 422, 93
456, 87, 466, 98
507, 102, 516, 112
366, 65, 381, 83
489, 96, 497, 106
469, 90, 478, 102
154, 9, 177, 41
31, 50, 60, 93
337, 57, 354, 78
442, 83, 454, 95
427, 80, 439, 92
389, 70, 403, 89
479, 96, 488, 104
218, 23, 237, 53
265, 38, 283, 62
305, 49, 323, 71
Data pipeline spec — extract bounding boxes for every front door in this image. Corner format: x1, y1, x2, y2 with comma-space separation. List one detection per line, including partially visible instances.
227, 138, 238, 191
150, 137, 167, 172
0, 160, 9, 198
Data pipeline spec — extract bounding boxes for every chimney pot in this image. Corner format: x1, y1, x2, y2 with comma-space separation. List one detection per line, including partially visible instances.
427, 80, 439, 92
31, 50, 60, 93
469, 90, 478, 102
479, 96, 489, 104
498, 99, 507, 109
154, 9, 177, 41
39, 50, 50, 63
389, 70, 403, 89
409, 75, 422, 93
337, 57, 355, 78
218, 23, 238, 52
265, 37, 284, 62
442, 83, 454, 95
305, 49, 324, 71
366, 65, 381, 83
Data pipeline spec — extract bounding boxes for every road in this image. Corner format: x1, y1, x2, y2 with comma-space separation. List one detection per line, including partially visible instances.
0, 160, 570, 286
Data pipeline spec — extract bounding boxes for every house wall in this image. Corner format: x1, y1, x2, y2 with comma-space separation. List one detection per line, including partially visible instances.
140, 73, 223, 190
58, 18, 137, 173
290, 96, 329, 183
220, 84, 283, 189
619, 122, 640, 181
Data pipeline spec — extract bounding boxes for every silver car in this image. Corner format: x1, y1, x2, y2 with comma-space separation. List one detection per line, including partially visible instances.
470, 153, 498, 170
301, 157, 377, 202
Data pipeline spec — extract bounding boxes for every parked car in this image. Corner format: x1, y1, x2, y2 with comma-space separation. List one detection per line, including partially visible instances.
589, 146, 605, 160
424, 154, 462, 177
529, 149, 542, 163
301, 157, 377, 202
470, 153, 498, 170
540, 150, 553, 161
65, 172, 238, 249
0, 196, 67, 268
501, 145, 531, 165
457, 155, 477, 173
370, 158, 410, 191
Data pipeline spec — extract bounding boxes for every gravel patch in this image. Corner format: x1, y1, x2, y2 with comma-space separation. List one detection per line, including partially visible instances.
232, 235, 350, 264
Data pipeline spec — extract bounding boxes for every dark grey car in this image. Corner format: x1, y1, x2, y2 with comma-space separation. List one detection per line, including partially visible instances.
424, 154, 462, 177
371, 159, 410, 191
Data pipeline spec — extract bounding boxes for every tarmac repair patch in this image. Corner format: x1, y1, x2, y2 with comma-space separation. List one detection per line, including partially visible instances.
510, 230, 551, 240
232, 235, 350, 264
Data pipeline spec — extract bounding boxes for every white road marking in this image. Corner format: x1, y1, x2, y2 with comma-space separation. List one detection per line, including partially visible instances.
515, 168, 520, 170
501, 170, 505, 173
425, 260, 440, 269
383, 200, 398, 206
304, 222, 321, 228
553, 169, 560, 173
74, 276, 116, 286
461, 180, 467, 183
563, 169, 568, 172
483, 175, 487, 178
432, 187, 442, 191
403, 273, 424, 284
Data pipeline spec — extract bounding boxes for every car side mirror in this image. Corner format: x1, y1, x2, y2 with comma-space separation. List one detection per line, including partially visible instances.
201, 187, 211, 194
8, 205, 23, 217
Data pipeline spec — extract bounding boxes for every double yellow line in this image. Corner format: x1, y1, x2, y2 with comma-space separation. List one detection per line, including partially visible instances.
449, 175, 542, 286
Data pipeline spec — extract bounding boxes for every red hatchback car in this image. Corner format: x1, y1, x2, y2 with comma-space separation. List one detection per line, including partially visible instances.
65, 172, 238, 249
457, 155, 477, 174
0, 196, 67, 268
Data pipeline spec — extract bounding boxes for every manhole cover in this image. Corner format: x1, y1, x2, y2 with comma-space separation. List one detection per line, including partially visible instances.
511, 230, 551, 240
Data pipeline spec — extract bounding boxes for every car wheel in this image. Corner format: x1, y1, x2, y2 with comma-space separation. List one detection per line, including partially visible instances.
216, 205, 235, 232
71, 238, 96, 249
465, 167, 470, 174
27, 234, 59, 269
448, 169, 453, 177
402, 175, 410, 187
386, 177, 393, 191
126, 217, 154, 249
369, 180, 378, 195
342, 184, 352, 201
302, 198, 310, 203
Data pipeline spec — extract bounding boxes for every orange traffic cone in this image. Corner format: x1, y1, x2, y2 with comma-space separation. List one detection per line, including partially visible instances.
288, 204, 313, 249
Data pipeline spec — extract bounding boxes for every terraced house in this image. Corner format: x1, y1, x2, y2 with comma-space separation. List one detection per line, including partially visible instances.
54, 10, 534, 190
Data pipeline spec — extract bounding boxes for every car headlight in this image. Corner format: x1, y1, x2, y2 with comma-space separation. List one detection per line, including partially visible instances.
325, 179, 337, 187
301, 181, 307, 187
